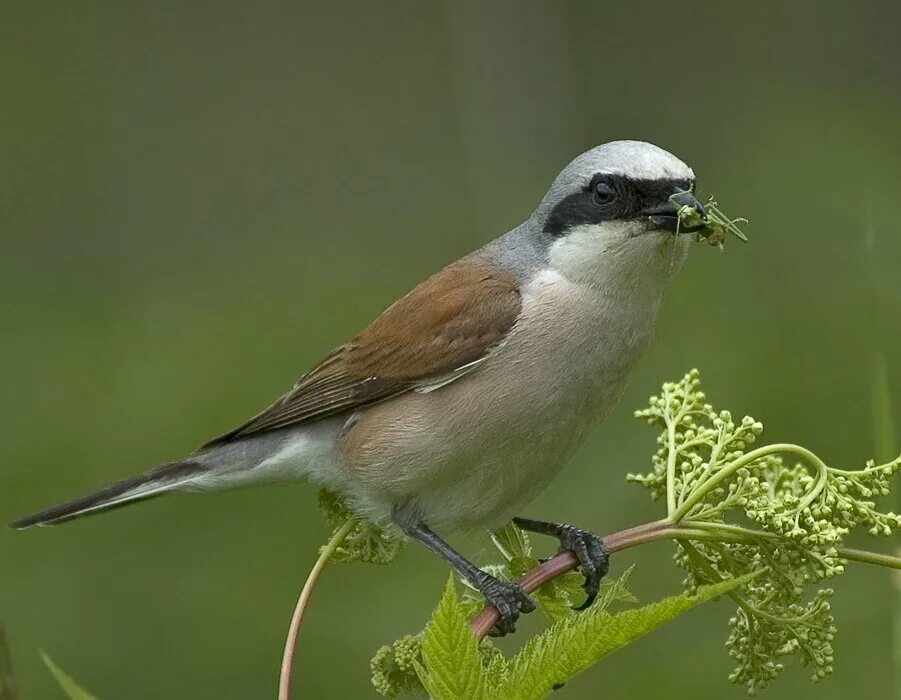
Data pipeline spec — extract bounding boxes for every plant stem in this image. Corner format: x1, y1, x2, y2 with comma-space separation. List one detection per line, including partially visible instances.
681, 520, 777, 540
471, 520, 673, 638
838, 547, 901, 570
666, 416, 678, 517
469, 520, 901, 639
868, 349, 899, 693
672, 443, 828, 523
663, 387, 688, 517
278, 518, 356, 700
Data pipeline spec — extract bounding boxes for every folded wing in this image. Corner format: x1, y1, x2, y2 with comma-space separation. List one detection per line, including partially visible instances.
203, 261, 522, 446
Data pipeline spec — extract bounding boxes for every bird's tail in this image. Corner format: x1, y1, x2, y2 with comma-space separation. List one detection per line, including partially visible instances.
10, 459, 206, 529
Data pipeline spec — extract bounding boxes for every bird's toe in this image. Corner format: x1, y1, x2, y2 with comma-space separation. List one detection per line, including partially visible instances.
556, 525, 609, 610
479, 576, 535, 637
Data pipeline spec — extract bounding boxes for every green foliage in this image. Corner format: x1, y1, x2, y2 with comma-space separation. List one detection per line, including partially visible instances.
372, 571, 752, 698
416, 578, 489, 700
631, 369, 901, 693
370, 369, 901, 698
317, 490, 404, 564
496, 572, 756, 698
41, 653, 96, 700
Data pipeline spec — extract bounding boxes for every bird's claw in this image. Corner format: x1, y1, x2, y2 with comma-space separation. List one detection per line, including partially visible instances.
554, 524, 609, 610
476, 574, 536, 637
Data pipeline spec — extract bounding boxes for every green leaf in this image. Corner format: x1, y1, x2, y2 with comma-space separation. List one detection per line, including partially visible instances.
497, 573, 756, 700
534, 565, 638, 623
415, 577, 489, 700
41, 653, 96, 700
373, 568, 747, 697
490, 522, 532, 562
530, 572, 584, 622
593, 564, 639, 610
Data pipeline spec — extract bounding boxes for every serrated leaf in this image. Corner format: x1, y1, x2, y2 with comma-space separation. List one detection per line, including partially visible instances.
415, 577, 490, 700
481, 644, 509, 690
491, 523, 533, 562
497, 573, 756, 700
41, 653, 96, 700
594, 564, 639, 610
532, 572, 584, 622
532, 566, 637, 623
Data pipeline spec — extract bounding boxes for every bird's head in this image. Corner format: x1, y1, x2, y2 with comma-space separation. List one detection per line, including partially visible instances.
530, 140, 703, 288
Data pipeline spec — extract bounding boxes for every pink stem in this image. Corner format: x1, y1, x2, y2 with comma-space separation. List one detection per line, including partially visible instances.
470, 519, 673, 639
279, 518, 355, 699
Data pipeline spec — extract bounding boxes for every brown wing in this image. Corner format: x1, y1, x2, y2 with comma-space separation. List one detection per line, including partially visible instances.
203, 261, 521, 446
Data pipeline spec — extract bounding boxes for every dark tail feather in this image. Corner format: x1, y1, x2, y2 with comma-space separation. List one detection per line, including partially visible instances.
10, 460, 205, 530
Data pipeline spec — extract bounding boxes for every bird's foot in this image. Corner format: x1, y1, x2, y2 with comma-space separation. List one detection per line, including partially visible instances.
513, 518, 609, 610
475, 572, 536, 637
554, 524, 609, 610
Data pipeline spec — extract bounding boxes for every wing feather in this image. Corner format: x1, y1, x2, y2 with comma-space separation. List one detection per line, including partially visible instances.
203, 261, 521, 446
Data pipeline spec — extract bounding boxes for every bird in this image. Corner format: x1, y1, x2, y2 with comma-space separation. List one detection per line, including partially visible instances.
11, 140, 706, 635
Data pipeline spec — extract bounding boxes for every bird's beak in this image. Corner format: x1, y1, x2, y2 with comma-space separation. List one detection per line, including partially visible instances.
644, 191, 707, 233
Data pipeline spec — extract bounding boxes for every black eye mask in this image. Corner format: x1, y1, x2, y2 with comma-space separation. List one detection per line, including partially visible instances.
543, 175, 694, 237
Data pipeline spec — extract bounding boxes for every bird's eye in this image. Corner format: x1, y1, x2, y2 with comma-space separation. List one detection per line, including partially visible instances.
593, 181, 617, 205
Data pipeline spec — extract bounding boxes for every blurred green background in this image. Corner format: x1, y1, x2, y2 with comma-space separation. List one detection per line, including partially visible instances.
2, 1, 900, 697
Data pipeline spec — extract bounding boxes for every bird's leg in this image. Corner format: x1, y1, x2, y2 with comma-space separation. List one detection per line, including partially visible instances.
512, 517, 609, 610
398, 519, 535, 636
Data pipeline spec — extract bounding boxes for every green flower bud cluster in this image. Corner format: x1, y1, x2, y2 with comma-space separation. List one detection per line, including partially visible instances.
317, 490, 405, 564
369, 600, 519, 697
725, 589, 835, 696
741, 455, 901, 548
629, 369, 765, 519
674, 538, 840, 693
632, 370, 900, 694
370, 634, 425, 698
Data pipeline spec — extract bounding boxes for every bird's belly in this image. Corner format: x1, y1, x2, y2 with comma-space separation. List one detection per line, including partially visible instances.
339, 381, 599, 532
411, 413, 592, 532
